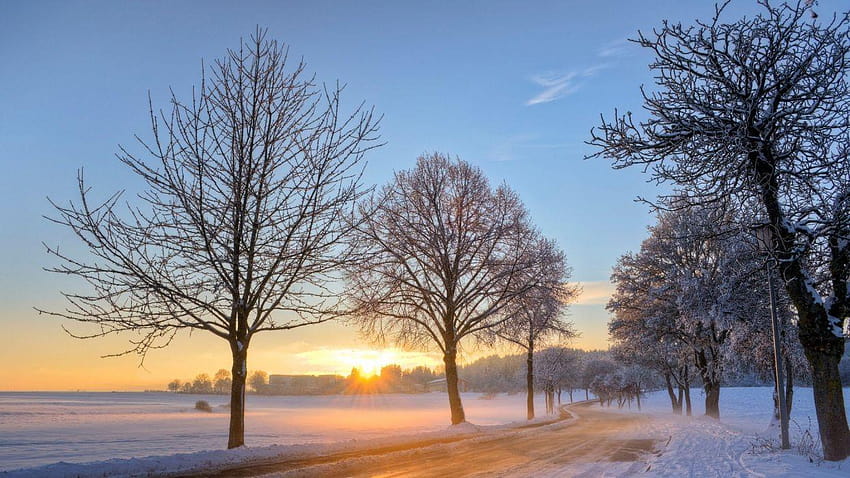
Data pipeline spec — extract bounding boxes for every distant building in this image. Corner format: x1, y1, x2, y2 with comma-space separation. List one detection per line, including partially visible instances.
425, 377, 468, 393
267, 374, 345, 395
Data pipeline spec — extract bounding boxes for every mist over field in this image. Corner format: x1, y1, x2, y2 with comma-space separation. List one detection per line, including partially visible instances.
0, 392, 547, 470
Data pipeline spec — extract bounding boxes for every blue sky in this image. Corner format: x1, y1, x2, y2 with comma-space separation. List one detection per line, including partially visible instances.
0, 0, 838, 389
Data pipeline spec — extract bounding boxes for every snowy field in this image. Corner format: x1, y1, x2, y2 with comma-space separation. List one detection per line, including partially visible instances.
0, 391, 548, 473
2, 387, 850, 477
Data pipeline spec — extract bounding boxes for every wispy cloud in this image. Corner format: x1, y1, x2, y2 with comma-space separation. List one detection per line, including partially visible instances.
526, 36, 631, 106
526, 72, 579, 106
525, 65, 609, 106
597, 38, 631, 58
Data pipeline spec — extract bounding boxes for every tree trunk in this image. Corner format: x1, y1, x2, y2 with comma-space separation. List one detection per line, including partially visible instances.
683, 372, 692, 417
585, 388, 589, 401
636, 386, 641, 411
695, 350, 720, 419
804, 345, 850, 460
665, 373, 680, 414
526, 347, 534, 420
228, 346, 248, 449
548, 389, 555, 414
676, 385, 684, 415
756, 152, 850, 461
704, 380, 720, 419
443, 348, 466, 424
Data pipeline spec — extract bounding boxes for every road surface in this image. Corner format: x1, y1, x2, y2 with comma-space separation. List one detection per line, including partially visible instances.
200, 402, 658, 477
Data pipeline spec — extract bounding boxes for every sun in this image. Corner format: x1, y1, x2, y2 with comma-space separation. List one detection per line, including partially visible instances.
343, 349, 399, 378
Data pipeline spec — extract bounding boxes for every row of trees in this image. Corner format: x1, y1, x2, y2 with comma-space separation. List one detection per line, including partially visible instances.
607, 205, 809, 421
344, 154, 577, 424
590, 1, 850, 460
167, 370, 268, 395
168, 366, 445, 396
459, 349, 662, 415
459, 348, 647, 404
42, 31, 577, 448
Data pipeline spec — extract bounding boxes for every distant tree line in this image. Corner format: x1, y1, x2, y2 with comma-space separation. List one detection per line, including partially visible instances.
167, 369, 268, 395
167, 369, 234, 395
167, 365, 444, 396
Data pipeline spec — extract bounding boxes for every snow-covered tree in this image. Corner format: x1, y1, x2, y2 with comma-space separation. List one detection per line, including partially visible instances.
608, 269, 695, 416
345, 153, 543, 425
611, 340, 691, 415
552, 348, 585, 403
724, 277, 810, 422
589, 1, 850, 458
460, 354, 525, 393
535, 347, 580, 414
609, 205, 764, 419
580, 355, 618, 402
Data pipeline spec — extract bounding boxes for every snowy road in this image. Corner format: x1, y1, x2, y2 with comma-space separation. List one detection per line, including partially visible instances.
201, 403, 658, 477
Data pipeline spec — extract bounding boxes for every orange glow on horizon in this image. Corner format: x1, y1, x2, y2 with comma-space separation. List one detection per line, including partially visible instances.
334, 349, 405, 378
1, 306, 606, 391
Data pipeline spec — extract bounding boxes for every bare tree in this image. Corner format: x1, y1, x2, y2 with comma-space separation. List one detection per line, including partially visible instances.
588, 2, 850, 459
167, 379, 182, 392
248, 370, 268, 394
345, 153, 540, 424
214, 369, 232, 395
192, 373, 213, 394
40, 29, 380, 448
494, 236, 578, 419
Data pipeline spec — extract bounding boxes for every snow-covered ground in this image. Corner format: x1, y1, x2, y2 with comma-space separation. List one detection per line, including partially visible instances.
2, 387, 849, 477
606, 386, 850, 477
0, 391, 549, 474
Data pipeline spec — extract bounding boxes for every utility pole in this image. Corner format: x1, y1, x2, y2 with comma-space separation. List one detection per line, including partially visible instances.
758, 225, 790, 450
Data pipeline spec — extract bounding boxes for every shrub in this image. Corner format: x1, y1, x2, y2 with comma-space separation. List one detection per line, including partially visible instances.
195, 400, 213, 412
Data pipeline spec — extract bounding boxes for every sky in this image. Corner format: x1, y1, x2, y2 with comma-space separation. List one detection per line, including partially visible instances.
0, 0, 840, 391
